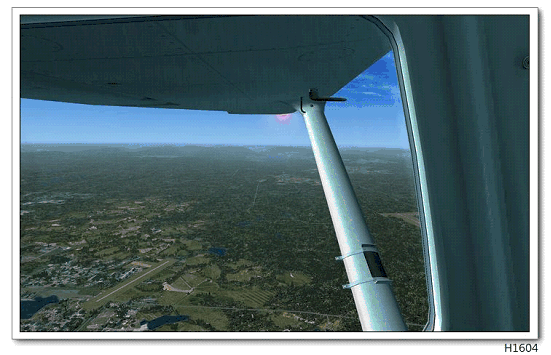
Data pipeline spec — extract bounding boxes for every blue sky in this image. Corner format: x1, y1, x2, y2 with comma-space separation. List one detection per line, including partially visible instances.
20, 51, 410, 149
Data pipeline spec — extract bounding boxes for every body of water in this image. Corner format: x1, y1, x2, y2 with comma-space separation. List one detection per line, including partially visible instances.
144, 315, 190, 330
21, 295, 59, 319
208, 247, 227, 257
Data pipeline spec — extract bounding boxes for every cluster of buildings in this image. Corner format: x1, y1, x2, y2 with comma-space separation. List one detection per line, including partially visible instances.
20, 254, 140, 290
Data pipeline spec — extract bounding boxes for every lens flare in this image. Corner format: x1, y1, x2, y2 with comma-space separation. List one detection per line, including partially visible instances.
275, 113, 292, 125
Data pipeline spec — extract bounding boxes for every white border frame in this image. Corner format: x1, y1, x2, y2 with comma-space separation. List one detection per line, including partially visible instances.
13, 7, 539, 340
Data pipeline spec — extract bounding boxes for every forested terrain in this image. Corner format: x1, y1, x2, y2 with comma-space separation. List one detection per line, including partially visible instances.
20, 144, 427, 332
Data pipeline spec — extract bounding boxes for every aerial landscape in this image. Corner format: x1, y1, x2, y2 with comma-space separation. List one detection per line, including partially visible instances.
19, 143, 427, 332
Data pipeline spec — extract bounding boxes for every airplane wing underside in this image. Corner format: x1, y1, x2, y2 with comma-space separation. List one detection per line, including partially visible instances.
20, 15, 391, 114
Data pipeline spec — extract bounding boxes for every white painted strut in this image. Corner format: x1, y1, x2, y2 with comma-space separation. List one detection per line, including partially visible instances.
295, 92, 407, 331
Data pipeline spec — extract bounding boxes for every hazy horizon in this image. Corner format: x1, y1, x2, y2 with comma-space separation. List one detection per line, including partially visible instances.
20, 142, 410, 149
21, 51, 411, 150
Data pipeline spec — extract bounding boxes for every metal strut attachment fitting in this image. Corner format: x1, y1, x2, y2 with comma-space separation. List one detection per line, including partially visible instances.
300, 88, 346, 113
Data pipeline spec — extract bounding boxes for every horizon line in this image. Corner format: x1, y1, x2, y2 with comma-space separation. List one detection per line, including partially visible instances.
20, 142, 410, 150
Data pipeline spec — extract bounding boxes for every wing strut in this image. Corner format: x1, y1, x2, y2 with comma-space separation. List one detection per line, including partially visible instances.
295, 89, 407, 331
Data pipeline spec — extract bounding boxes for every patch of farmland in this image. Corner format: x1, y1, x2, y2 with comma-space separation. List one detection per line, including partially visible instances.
186, 255, 209, 266
270, 313, 306, 329
181, 272, 202, 286
171, 276, 194, 291
200, 265, 221, 280
276, 272, 312, 286
160, 245, 179, 256
226, 259, 254, 269
226, 267, 263, 282
181, 240, 203, 251
379, 212, 420, 227
94, 246, 119, 257
174, 305, 229, 331
224, 287, 273, 308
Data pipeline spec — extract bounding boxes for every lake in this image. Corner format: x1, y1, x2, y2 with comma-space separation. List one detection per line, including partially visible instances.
208, 247, 227, 257
146, 315, 189, 330
21, 295, 59, 319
